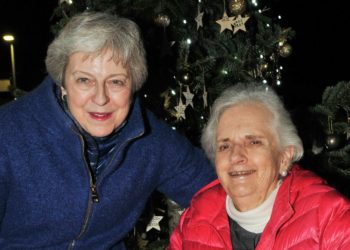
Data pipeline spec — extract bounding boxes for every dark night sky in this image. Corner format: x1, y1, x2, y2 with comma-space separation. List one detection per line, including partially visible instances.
0, 0, 349, 110
0, 1, 57, 92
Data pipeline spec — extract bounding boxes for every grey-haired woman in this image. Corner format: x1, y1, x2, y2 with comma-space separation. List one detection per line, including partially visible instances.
169, 83, 350, 250
0, 12, 215, 249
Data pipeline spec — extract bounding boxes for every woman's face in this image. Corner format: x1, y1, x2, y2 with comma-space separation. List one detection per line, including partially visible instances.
62, 48, 132, 137
215, 102, 292, 211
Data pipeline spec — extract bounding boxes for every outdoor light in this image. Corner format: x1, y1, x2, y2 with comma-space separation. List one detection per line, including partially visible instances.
2, 34, 16, 88
3, 34, 14, 42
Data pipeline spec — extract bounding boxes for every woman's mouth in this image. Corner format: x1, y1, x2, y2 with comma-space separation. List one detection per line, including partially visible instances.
89, 112, 112, 121
228, 170, 256, 177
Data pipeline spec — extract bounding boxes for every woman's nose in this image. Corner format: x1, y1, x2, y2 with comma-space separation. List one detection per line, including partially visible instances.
229, 144, 247, 165
93, 85, 109, 106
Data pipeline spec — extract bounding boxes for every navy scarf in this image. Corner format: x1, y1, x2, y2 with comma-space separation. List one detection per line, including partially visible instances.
57, 86, 125, 176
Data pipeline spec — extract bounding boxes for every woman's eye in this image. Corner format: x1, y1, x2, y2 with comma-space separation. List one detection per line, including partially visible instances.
77, 77, 90, 84
108, 79, 128, 91
110, 79, 124, 85
218, 144, 229, 152
250, 140, 262, 145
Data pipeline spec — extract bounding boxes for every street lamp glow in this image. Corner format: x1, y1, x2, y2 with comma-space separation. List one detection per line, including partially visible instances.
2, 34, 17, 88
3, 35, 15, 42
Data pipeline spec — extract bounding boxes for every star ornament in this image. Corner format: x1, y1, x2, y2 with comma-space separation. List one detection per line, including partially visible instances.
146, 215, 163, 232
195, 10, 204, 30
175, 98, 186, 120
183, 86, 194, 108
232, 15, 250, 34
216, 12, 235, 33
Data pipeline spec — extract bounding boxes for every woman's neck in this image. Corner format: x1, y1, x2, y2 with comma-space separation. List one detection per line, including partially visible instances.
226, 183, 280, 233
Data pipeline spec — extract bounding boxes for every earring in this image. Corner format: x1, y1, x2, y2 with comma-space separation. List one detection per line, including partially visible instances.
280, 170, 288, 177
62, 95, 67, 102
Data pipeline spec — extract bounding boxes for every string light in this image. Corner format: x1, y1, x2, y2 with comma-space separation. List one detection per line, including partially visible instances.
221, 69, 228, 75
60, 0, 73, 5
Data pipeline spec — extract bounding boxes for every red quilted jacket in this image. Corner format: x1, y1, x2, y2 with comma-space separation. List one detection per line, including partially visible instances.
168, 166, 350, 250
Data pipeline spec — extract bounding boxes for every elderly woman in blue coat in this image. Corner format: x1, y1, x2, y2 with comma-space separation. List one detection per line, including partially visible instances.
0, 12, 215, 249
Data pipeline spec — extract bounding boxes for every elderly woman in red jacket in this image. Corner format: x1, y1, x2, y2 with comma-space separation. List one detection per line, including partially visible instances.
168, 83, 350, 250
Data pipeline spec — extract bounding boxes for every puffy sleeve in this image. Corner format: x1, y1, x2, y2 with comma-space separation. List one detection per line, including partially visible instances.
319, 190, 350, 249
167, 209, 187, 250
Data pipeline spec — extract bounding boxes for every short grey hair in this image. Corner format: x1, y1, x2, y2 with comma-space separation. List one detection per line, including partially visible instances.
45, 11, 147, 92
201, 83, 304, 165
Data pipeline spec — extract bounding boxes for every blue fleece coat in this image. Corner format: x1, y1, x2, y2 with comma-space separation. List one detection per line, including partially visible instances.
0, 76, 215, 249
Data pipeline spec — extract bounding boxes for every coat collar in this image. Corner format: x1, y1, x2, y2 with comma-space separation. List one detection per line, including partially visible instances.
256, 166, 299, 250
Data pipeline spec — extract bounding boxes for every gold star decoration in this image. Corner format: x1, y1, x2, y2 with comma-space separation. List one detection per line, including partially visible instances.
216, 12, 235, 33
183, 86, 194, 108
174, 98, 186, 120
195, 10, 204, 30
146, 215, 163, 232
232, 15, 250, 34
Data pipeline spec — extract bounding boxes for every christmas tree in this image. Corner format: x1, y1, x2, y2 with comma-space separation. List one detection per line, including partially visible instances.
51, 0, 294, 248
303, 81, 350, 197
53, 0, 294, 145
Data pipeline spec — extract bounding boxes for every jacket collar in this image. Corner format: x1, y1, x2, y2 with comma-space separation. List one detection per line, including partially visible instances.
256, 166, 298, 250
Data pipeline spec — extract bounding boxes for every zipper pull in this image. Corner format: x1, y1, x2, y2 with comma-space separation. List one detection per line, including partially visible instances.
91, 185, 100, 203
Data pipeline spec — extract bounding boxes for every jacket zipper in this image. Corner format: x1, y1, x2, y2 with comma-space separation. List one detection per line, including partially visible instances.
68, 133, 98, 249
68, 130, 144, 249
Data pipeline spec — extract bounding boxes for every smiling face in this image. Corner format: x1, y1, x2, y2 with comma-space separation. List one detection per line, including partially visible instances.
215, 102, 292, 211
62, 48, 132, 137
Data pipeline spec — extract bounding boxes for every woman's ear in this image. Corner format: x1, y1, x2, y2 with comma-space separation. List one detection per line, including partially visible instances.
61, 86, 67, 99
279, 146, 295, 174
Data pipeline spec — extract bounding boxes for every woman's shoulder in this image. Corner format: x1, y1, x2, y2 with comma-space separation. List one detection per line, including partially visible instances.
188, 179, 226, 212
289, 166, 350, 211
176, 179, 227, 232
